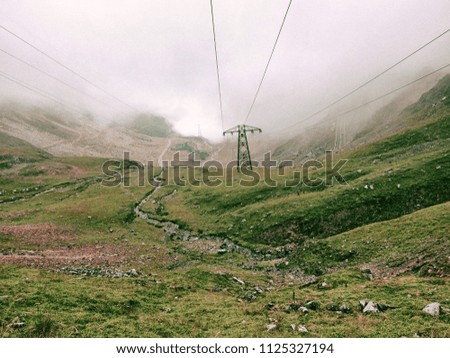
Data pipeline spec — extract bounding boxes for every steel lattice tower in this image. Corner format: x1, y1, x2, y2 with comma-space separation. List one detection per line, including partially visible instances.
223, 125, 262, 171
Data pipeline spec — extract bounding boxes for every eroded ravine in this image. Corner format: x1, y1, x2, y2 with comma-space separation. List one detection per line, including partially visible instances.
133, 172, 318, 287
134, 176, 263, 261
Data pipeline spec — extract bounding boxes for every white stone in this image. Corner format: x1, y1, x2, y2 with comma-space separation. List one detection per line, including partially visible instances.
423, 302, 440, 317
363, 301, 379, 313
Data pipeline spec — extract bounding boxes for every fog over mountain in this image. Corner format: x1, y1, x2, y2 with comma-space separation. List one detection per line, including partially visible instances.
0, 0, 449, 141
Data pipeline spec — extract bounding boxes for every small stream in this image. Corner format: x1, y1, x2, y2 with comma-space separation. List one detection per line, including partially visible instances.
134, 177, 263, 261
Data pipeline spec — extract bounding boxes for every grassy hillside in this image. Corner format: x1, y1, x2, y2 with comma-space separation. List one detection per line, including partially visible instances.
0, 78, 448, 338
155, 75, 450, 249
271, 73, 449, 163
126, 113, 173, 138
0, 132, 52, 170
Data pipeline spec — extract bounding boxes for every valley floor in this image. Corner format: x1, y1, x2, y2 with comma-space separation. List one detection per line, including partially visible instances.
1, 85, 449, 337
0, 159, 448, 337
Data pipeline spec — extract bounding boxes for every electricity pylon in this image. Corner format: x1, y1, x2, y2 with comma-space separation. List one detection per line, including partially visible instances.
223, 124, 262, 171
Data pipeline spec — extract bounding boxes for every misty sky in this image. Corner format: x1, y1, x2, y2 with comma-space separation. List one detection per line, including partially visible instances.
0, 0, 449, 141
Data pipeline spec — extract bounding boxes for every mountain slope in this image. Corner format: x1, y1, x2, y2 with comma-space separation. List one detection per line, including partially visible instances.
151, 75, 450, 259
0, 76, 448, 338
270, 73, 449, 163
0, 131, 51, 169
0, 102, 212, 162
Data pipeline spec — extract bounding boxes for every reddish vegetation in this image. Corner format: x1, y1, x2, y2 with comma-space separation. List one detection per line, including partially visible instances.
0, 210, 31, 220
0, 245, 129, 269
0, 224, 129, 269
0, 224, 74, 247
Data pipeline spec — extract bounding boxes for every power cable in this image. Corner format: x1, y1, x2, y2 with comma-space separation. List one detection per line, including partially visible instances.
0, 24, 138, 112
0, 47, 117, 112
0, 70, 88, 116
277, 28, 450, 133
209, 0, 225, 131
243, 0, 293, 124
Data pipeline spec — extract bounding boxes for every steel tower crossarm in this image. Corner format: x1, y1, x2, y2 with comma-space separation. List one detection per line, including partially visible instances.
223, 124, 262, 171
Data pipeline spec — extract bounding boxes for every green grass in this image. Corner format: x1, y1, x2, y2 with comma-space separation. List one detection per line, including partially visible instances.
171, 142, 209, 160
0, 265, 448, 337
288, 202, 449, 275
126, 113, 173, 137
0, 78, 449, 337
156, 112, 449, 250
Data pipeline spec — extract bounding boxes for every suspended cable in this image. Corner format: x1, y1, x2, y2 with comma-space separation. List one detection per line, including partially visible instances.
328, 63, 450, 120
243, 0, 293, 124
276, 63, 450, 137
0, 70, 88, 116
0, 24, 138, 112
0, 47, 118, 113
209, 0, 225, 131
277, 28, 450, 133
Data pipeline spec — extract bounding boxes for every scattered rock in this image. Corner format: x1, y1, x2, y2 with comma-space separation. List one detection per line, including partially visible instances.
361, 268, 373, 280
360, 300, 393, 313
318, 281, 332, 290
12, 321, 25, 328
232, 276, 245, 285
423, 302, 440, 317
290, 324, 296, 331
284, 302, 302, 313
297, 325, 308, 332
254, 286, 264, 294
56, 267, 141, 278
266, 324, 277, 331
305, 301, 320, 310
362, 301, 379, 313
339, 304, 352, 313
129, 269, 139, 277
298, 306, 308, 313
326, 302, 340, 311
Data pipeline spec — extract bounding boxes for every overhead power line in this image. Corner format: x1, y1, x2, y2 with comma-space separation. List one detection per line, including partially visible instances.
209, 0, 225, 131
278, 27, 450, 133
328, 63, 450, 120
0, 47, 116, 112
0, 70, 87, 116
273, 63, 450, 137
244, 0, 293, 124
0, 24, 138, 112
